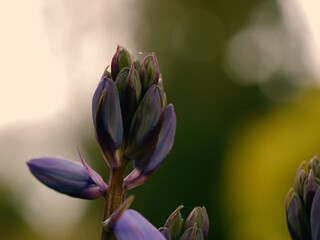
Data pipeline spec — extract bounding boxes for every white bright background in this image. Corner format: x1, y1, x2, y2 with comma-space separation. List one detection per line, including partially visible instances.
0, 0, 136, 238
0, 0, 319, 238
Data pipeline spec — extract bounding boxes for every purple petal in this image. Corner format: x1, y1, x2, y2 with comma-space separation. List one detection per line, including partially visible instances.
124, 104, 176, 189
311, 188, 320, 239
125, 85, 166, 160
78, 149, 108, 192
158, 227, 171, 240
27, 157, 101, 200
92, 77, 123, 169
108, 209, 166, 240
285, 190, 309, 240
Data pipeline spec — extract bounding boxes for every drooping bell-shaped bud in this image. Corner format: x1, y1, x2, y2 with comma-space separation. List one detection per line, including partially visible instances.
140, 53, 160, 93
111, 45, 132, 80
185, 207, 209, 239
92, 77, 123, 169
125, 85, 166, 160
103, 196, 165, 240
115, 64, 142, 135
27, 157, 106, 200
164, 205, 184, 239
124, 104, 176, 189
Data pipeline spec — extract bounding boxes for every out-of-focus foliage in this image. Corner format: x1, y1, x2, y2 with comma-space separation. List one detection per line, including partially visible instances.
126, 0, 314, 239
223, 89, 320, 240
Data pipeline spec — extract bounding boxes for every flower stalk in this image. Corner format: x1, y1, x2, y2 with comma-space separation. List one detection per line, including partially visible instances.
25, 45, 209, 240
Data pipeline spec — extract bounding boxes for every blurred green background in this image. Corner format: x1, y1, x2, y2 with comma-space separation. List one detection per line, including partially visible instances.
1, 0, 320, 239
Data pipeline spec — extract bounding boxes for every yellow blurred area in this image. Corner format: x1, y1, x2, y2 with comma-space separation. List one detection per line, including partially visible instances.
223, 88, 320, 239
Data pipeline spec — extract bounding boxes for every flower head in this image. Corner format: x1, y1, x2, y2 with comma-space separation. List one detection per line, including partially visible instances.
286, 156, 320, 239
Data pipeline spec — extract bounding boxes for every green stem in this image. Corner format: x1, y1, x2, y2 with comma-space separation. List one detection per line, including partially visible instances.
101, 154, 128, 240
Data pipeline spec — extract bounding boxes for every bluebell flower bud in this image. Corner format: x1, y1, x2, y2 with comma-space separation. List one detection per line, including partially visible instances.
103, 196, 165, 240
27, 157, 107, 200
125, 85, 166, 160
180, 225, 204, 240
124, 104, 176, 189
285, 156, 320, 240
164, 205, 184, 239
92, 77, 123, 169
115, 64, 142, 135
185, 207, 209, 239
286, 190, 310, 239
139, 53, 160, 93
111, 45, 132, 80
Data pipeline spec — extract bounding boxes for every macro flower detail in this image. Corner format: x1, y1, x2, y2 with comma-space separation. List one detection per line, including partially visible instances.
25, 45, 197, 240
27, 157, 106, 200
286, 156, 320, 240
160, 205, 209, 240
103, 196, 209, 240
92, 76, 123, 169
124, 104, 176, 189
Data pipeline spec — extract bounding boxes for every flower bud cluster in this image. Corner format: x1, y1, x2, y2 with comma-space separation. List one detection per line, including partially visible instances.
26, 45, 209, 239
27, 46, 176, 199
93, 45, 176, 188
103, 197, 209, 240
286, 156, 320, 240
160, 205, 209, 240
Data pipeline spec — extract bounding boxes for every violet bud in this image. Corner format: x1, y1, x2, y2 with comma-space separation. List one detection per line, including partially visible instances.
180, 225, 204, 240
103, 196, 165, 240
139, 53, 160, 93
124, 104, 176, 189
27, 157, 106, 200
92, 77, 123, 169
125, 85, 166, 160
115, 64, 142, 134
185, 207, 209, 239
286, 189, 310, 239
164, 205, 184, 239
111, 45, 132, 80
285, 156, 320, 240
311, 188, 320, 240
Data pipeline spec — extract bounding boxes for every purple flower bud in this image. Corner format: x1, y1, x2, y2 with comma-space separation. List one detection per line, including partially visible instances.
285, 156, 320, 239
185, 207, 209, 239
103, 196, 165, 240
311, 188, 320, 239
92, 77, 123, 169
115, 64, 142, 134
27, 157, 105, 200
111, 45, 132, 80
294, 162, 307, 200
180, 225, 204, 240
139, 53, 160, 93
104, 209, 165, 240
125, 85, 166, 160
286, 189, 310, 239
303, 170, 317, 214
164, 205, 184, 239
124, 104, 176, 189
